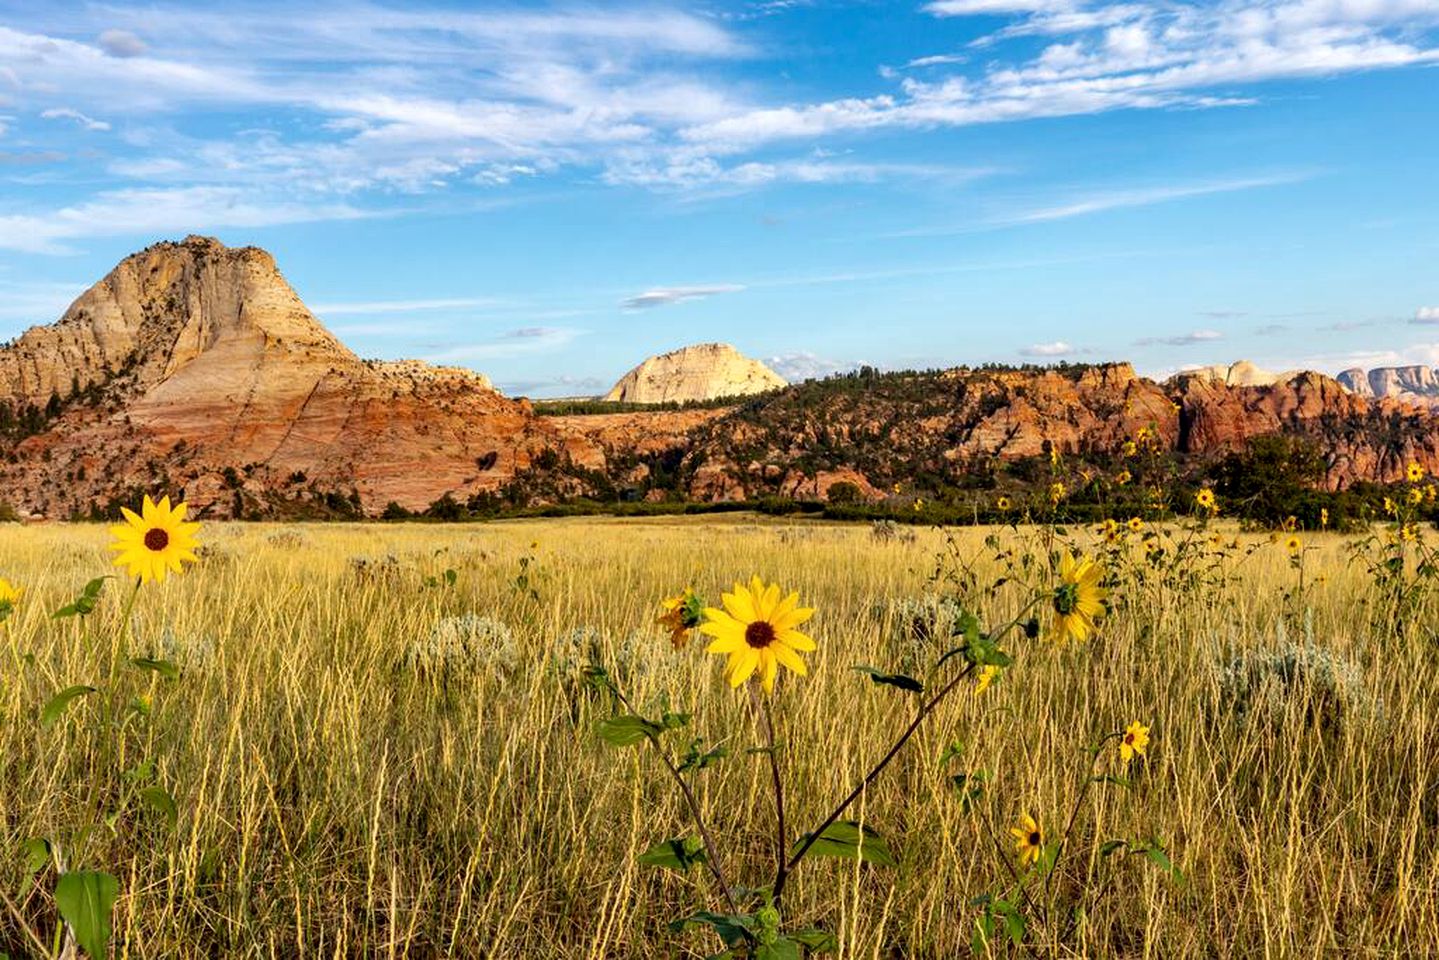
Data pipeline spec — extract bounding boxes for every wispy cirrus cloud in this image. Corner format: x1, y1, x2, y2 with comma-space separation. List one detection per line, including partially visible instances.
0, 186, 369, 254
993, 173, 1312, 225
312, 297, 508, 316
39, 107, 110, 132
1136, 329, 1223, 347
620, 284, 746, 310
422, 326, 584, 364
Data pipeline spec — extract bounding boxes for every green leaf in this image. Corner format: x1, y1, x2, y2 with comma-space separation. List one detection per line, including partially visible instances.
130, 658, 180, 681
41, 686, 97, 726
596, 714, 663, 747
678, 739, 728, 774
755, 941, 801, 960
443, 568, 458, 586
637, 836, 706, 873
54, 870, 119, 960
1091, 773, 1132, 789
1099, 839, 1128, 857
937, 740, 964, 768
139, 786, 178, 829
669, 910, 756, 949
23, 837, 50, 891
853, 666, 924, 693
52, 577, 111, 619
787, 927, 838, 952
1134, 840, 1183, 881
791, 820, 897, 867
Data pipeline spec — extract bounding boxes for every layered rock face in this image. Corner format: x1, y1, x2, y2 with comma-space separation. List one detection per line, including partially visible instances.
1337, 365, 1439, 406
603, 342, 786, 404
0, 237, 560, 517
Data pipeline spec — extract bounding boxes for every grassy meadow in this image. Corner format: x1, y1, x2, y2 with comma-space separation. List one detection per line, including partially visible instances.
1, 514, 1437, 957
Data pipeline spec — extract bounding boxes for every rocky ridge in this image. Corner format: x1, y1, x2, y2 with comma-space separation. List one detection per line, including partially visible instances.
4, 239, 1439, 517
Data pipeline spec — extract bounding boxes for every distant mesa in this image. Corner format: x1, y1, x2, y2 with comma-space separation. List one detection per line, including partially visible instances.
604, 342, 787, 405
1337, 365, 1439, 405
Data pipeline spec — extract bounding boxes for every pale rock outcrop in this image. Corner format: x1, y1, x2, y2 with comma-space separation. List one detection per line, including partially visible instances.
604, 343, 786, 404
1184, 360, 1298, 388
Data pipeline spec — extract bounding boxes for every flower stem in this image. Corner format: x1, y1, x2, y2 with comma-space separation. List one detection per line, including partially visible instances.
748, 681, 786, 898
774, 659, 976, 903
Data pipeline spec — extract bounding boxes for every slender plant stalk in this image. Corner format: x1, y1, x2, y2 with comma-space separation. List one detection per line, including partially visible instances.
773, 660, 976, 902
612, 685, 740, 916
747, 682, 787, 893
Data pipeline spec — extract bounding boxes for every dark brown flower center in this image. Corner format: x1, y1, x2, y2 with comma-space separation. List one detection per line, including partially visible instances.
745, 620, 777, 649
1124, 732, 1135, 745
1028, 831, 1041, 846
144, 528, 170, 552
1053, 583, 1079, 615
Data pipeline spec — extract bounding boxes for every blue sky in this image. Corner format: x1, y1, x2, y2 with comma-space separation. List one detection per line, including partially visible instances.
0, 0, 1436, 396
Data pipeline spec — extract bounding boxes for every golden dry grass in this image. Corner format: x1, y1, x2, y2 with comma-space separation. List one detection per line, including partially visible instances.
1, 515, 1436, 958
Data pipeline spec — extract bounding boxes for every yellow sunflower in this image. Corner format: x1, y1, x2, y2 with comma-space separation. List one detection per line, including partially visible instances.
1284, 534, 1302, 555
700, 577, 815, 693
1119, 720, 1150, 763
997, 496, 1011, 511
658, 588, 704, 649
0, 577, 20, 622
1115, 469, 1132, 486
1048, 482, 1067, 505
1320, 507, 1329, 529
1122, 440, 1138, 457
1384, 496, 1398, 517
1409, 487, 1425, 506
1408, 462, 1425, 483
1195, 488, 1217, 513
1010, 814, 1044, 866
1050, 552, 1108, 644
108, 496, 201, 584
974, 663, 1001, 696
1127, 516, 1144, 533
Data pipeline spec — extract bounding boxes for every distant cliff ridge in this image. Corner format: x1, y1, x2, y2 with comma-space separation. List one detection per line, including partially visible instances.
1338, 365, 1439, 405
5, 239, 1439, 518
603, 342, 786, 404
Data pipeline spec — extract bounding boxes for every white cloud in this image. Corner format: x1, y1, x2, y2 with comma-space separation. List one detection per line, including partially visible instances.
312, 297, 507, 316
423, 326, 583, 363
0, 186, 369, 254
1136, 329, 1223, 346
97, 29, 146, 58
1020, 340, 1078, 356
766, 352, 857, 381
39, 107, 110, 131
1414, 306, 1439, 324
620, 284, 746, 309
906, 53, 970, 67
680, 0, 1439, 154
995, 173, 1311, 225
925, 0, 1075, 15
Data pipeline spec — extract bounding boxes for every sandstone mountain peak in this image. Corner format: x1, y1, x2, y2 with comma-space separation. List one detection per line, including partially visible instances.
604, 342, 787, 404
0, 237, 536, 518
1179, 360, 1299, 388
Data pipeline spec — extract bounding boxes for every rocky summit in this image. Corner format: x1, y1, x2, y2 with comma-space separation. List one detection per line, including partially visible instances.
603, 342, 786, 404
0, 236, 557, 518
5, 239, 1439, 519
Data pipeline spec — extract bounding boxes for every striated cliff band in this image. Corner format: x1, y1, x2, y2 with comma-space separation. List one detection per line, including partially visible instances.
3, 237, 1439, 519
